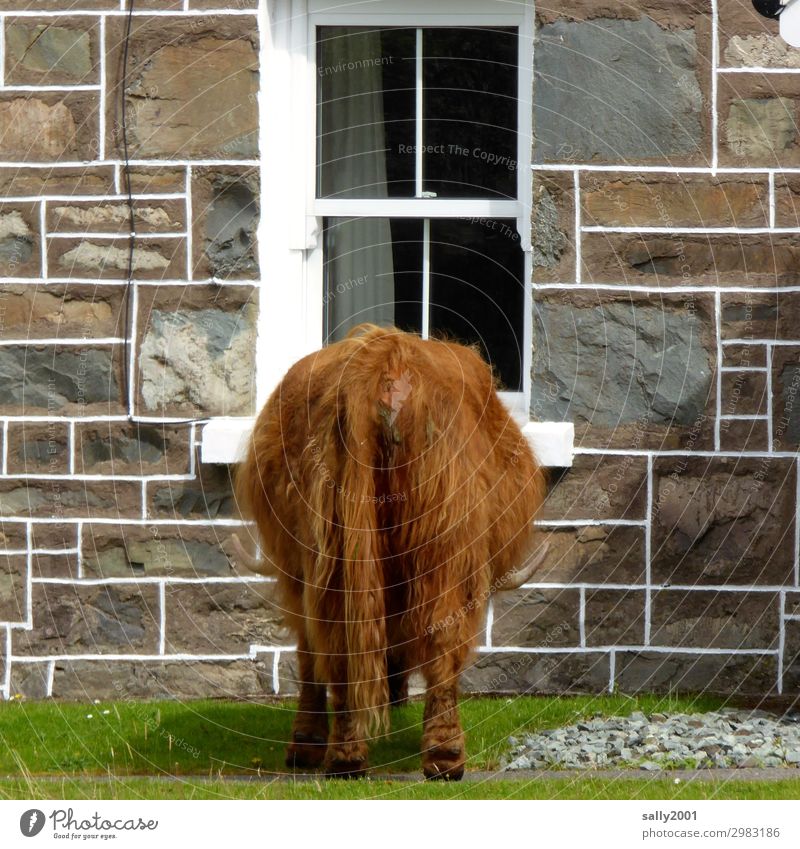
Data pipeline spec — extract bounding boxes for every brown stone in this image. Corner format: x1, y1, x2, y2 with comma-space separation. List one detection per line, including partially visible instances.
75, 422, 191, 476
540, 454, 648, 521
30, 522, 77, 552
0, 1, 117, 8
723, 343, 767, 368
0, 480, 141, 520
581, 173, 769, 228
125, 166, 187, 194
532, 171, 574, 283
106, 17, 258, 159
615, 650, 778, 695
718, 0, 799, 69
48, 657, 271, 700
163, 582, 292, 653
491, 588, 580, 648
774, 174, 800, 227
720, 370, 768, 417
14, 583, 160, 655
0, 93, 98, 161
651, 456, 795, 586
5, 17, 98, 86
191, 166, 259, 280
146, 456, 234, 520
718, 75, 800, 166
461, 650, 610, 694
535, 2, 709, 29
0, 284, 124, 340
771, 346, 800, 450
0, 203, 41, 278
0, 166, 114, 196
650, 590, 780, 649
585, 589, 646, 646
81, 523, 235, 579
720, 292, 800, 341
781, 619, 800, 692
533, 524, 646, 584
31, 551, 78, 580
48, 199, 185, 234
6, 422, 69, 474
0, 553, 26, 623
582, 232, 800, 287
48, 236, 186, 281
0, 521, 28, 551
719, 418, 769, 452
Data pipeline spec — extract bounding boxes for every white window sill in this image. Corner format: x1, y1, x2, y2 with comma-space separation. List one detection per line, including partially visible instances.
201, 419, 574, 467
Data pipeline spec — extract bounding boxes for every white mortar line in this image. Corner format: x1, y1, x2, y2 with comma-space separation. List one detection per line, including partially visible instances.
272, 650, 280, 695
9, 653, 260, 663
141, 480, 148, 520
6, 9, 258, 17
607, 649, 615, 694
159, 581, 166, 655
715, 291, 722, 451
1, 84, 102, 92
0, 159, 259, 168
46, 660, 55, 698
0, 338, 126, 346
536, 518, 647, 528
778, 589, 786, 695
506, 582, 784, 592
25, 524, 33, 628
12, 517, 250, 527
33, 577, 274, 586
578, 587, 586, 648
2, 626, 10, 701
719, 367, 767, 373
530, 164, 800, 174
128, 282, 138, 418
574, 448, 800, 458
0, 278, 256, 287
185, 166, 193, 281
4, 194, 187, 203
39, 201, 47, 278
581, 225, 800, 235
0, 17, 5, 90
484, 598, 494, 649
724, 339, 798, 346
114, 163, 121, 195
1, 421, 7, 476
767, 342, 774, 449
769, 170, 776, 229
720, 66, 800, 74
189, 423, 197, 477
796, 457, 800, 588
711, 0, 719, 172
573, 170, 581, 283
68, 421, 76, 475
719, 414, 769, 421
533, 283, 800, 294
48, 232, 187, 239
644, 454, 653, 646
76, 520, 83, 579
0, 473, 195, 482
476, 645, 779, 656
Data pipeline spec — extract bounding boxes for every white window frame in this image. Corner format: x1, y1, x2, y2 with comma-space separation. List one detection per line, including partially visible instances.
201, 0, 574, 467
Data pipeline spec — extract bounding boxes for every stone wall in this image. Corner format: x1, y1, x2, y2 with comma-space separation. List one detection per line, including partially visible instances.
1, 0, 799, 703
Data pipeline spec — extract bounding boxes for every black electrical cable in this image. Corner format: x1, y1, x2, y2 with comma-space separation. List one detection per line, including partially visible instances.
752, 0, 786, 19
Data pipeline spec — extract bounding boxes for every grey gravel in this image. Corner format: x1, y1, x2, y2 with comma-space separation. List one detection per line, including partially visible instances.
501, 709, 800, 771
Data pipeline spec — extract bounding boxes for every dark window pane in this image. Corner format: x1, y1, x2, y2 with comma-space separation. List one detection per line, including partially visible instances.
429, 218, 524, 390
317, 27, 416, 198
324, 217, 423, 342
423, 28, 518, 199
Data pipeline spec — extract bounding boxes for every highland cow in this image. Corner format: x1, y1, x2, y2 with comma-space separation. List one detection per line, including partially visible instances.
234, 325, 546, 780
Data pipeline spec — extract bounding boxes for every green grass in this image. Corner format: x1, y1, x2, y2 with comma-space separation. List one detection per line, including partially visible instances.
0, 693, 723, 779
7, 693, 796, 800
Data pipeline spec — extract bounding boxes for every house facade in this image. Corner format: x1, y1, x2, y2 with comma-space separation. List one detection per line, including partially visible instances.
0, 0, 798, 700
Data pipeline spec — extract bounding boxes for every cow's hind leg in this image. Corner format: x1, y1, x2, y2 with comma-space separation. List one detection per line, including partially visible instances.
285, 637, 329, 770
323, 683, 370, 778
420, 645, 469, 781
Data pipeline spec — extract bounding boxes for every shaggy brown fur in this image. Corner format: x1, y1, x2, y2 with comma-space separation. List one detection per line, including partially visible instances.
235, 325, 546, 779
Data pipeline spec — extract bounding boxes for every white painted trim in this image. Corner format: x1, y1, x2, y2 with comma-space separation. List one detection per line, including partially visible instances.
313, 198, 520, 218
522, 421, 574, 467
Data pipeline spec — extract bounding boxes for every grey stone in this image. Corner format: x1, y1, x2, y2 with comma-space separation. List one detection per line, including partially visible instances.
725, 98, 796, 159
532, 187, 567, 268
534, 17, 702, 162
205, 181, 258, 278
5, 24, 92, 81
532, 301, 712, 427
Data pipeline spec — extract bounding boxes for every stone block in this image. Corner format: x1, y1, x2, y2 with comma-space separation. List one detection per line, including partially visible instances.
0, 521, 28, 551
533, 524, 646, 584
14, 583, 160, 655
719, 418, 769, 452
0, 203, 41, 278
461, 650, 610, 694
0, 344, 124, 415
48, 236, 186, 280
532, 291, 716, 449
723, 343, 767, 368
136, 285, 257, 417
650, 590, 780, 649
539, 454, 648, 521
106, 17, 258, 159
0, 480, 141, 520
585, 589, 646, 647
48, 199, 185, 234
31, 551, 79, 580
721, 292, 800, 341
582, 232, 800, 286
491, 588, 580, 648
581, 173, 768, 228
651, 456, 795, 586
0, 93, 98, 161
771, 346, 800, 450
0, 284, 124, 341
0, 166, 114, 197
81, 523, 235, 579
531, 171, 574, 283
30, 522, 77, 552
781, 619, 800, 692
720, 370, 768, 417
6, 422, 70, 474
0, 552, 27, 623
125, 166, 187, 194
534, 16, 706, 164
615, 650, 778, 695
8, 663, 49, 699
718, 0, 800, 69
75, 422, 192, 476
163, 582, 292, 653
5, 17, 97, 85
146, 453, 235, 520
191, 166, 259, 279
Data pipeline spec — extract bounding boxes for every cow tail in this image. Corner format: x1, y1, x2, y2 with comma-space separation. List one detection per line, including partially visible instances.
337, 386, 389, 737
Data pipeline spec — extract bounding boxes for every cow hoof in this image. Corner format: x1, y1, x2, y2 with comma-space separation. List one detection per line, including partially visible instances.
324, 749, 369, 779
285, 731, 327, 769
422, 746, 465, 781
